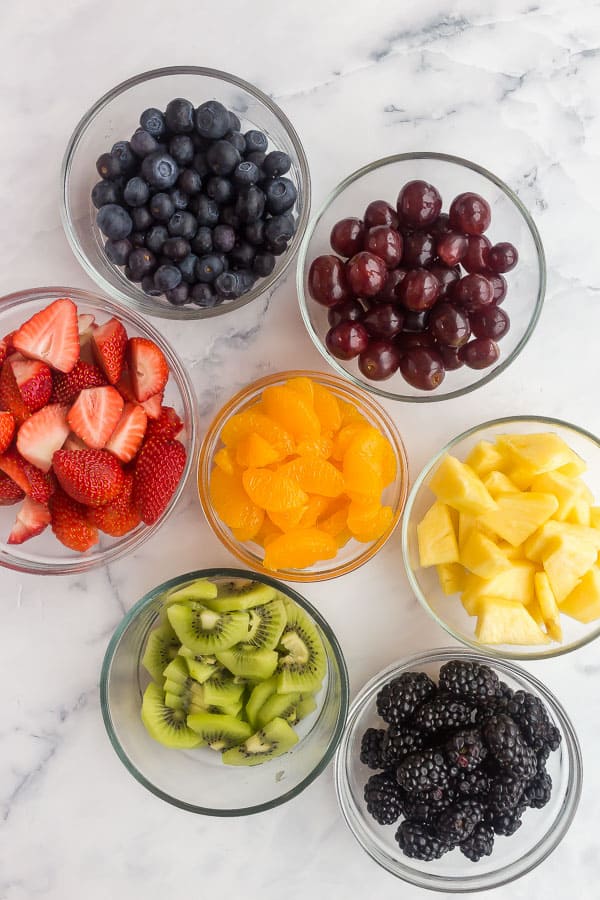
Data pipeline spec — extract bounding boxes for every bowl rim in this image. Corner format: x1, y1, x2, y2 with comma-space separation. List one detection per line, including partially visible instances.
401, 414, 600, 659
60, 64, 312, 321
197, 369, 409, 582
0, 285, 198, 575
100, 566, 350, 816
334, 646, 583, 892
296, 151, 547, 402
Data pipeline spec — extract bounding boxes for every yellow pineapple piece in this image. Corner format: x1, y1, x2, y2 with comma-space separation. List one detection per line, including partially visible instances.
534, 572, 563, 642
497, 432, 576, 475
543, 535, 597, 602
479, 492, 558, 546
461, 561, 536, 613
475, 597, 550, 645
524, 520, 600, 562
417, 501, 459, 567
526, 598, 546, 627
482, 470, 519, 499
429, 455, 497, 515
590, 507, 600, 530
466, 441, 507, 477
504, 463, 537, 491
559, 567, 600, 623
458, 512, 496, 548
460, 530, 512, 579
436, 562, 466, 595
556, 449, 587, 477
531, 471, 586, 522
497, 540, 527, 561
566, 498, 591, 526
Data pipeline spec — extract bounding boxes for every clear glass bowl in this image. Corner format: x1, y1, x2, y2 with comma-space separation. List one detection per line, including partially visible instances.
197, 370, 409, 582
0, 286, 197, 575
297, 152, 545, 402
100, 567, 349, 815
402, 416, 600, 659
335, 647, 582, 892
61, 66, 311, 320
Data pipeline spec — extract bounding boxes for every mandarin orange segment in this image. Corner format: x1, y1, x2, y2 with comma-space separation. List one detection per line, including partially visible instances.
252, 517, 283, 548
331, 423, 365, 461
319, 503, 351, 538
213, 447, 236, 475
209, 467, 264, 536
262, 385, 321, 441
298, 494, 332, 528
267, 505, 308, 531
242, 467, 309, 512
347, 499, 394, 542
312, 382, 342, 434
235, 431, 280, 468
285, 376, 314, 405
335, 527, 353, 548
262, 527, 338, 571
220, 408, 294, 457
296, 435, 334, 459
380, 437, 398, 486
343, 425, 388, 497
339, 400, 369, 428
280, 456, 345, 498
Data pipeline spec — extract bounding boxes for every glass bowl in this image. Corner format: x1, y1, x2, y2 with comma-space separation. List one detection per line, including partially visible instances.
297, 152, 545, 402
100, 567, 349, 815
61, 66, 311, 320
335, 647, 582, 892
197, 370, 409, 582
402, 416, 600, 659
0, 286, 197, 575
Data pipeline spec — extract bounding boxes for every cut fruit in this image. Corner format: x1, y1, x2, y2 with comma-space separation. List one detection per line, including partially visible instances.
163, 578, 219, 605
242, 467, 308, 512
263, 528, 337, 571
461, 562, 536, 614
346, 499, 393, 542
0, 448, 54, 504
244, 598, 287, 650
567, 498, 591, 526
280, 456, 345, 498
429, 455, 497, 515
141, 682, 202, 749
7, 496, 51, 544
177, 647, 219, 683
436, 562, 466, 595
285, 376, 314, 405
213, 447, 236, 475
296, 694, 318, 720
201, 580, 276, 613
295, 435, 334, 459
560, 567, 600, 623
216, 646, 278, 680
91, 317, 127, 384
475, 597, 551, 645
465, 440, 506, 477
16, 403, 70, 472
142, 623, 180, 683
543, 535, 597, 602
417, 500, 459, 567
262, 385, 321, 441
497, 432, 576, 475
200, 671, 245, 709
235, 432, 280, 468
162, 656, 191, 685
67, 385, 124, 449
312, 382, 342, 433
0, 359, 30, 423
534, 572, 563, 642
220, 407, 294, 458
127, 337, 169, 402
51, 359, 107, 404
276, 598, 326, 694
482, 470, 519, 498
221, 717, 298, 766
256, 691, 301, 728
11, 359, 52, 412
12, 297, 79, 374
531, 471, 586, 522
167, 603, 249, 654
478, 492, 558, 546
524, 520, 600, 562
460, 529, 512, 579
209, 466, 264, 537
245, 677, 278, 728
268, 505, 310, 532
105, 403, 147, 462
186, 712, 252, 750
342, 425, 387, 497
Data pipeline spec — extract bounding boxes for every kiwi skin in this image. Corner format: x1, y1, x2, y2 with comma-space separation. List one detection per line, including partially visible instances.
276, 600, 326, 694
141, 683, 203, 749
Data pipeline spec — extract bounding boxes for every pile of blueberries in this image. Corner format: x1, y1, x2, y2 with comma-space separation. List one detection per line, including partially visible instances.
91, 98, 298, 308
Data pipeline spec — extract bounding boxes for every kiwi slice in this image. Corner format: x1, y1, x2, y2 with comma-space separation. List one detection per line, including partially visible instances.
221, 717, 298, 766
245, 676, 278, 728
162, 578, 218, 606
201, 671, 246, 708
142, 623, 180, 683
162, 656, 189, 684
296, 694, 318, 721
256, 691, 301, 728
276, 599, 326, 694
202, 579, 277, 613
244, 599, 287, 650
167, 604, 249, 654
177, 647, 219, 683
141, 682, 203, 749
187, 712, 252, 750
164, 691, 205, 714
216, 646, 278, 681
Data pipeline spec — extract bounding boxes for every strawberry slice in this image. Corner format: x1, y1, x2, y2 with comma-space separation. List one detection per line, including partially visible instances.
142, 392, 164, 419
16, 404, 70, 473
146, 406, 183, 442
67, 386, 124, 449
49, 487, 98, 551
92, 317, 127, 385
51, 360, 107, 404
133, 437, 186, 525
127, 337, 169, 403
0, 359, 30, 423
11, 358, 53, 412
8, 496, 51, 544
0, 448, 55, 503
78, 313, 96, 336
12, 298, 79, 373
88, 470, 141, 536
105, 403, 147, 463
53, 448, 125, 507
116, 369, 163, 418
0, 411, 15, 454
63, 433, 88, 452
0, 470, 24, 505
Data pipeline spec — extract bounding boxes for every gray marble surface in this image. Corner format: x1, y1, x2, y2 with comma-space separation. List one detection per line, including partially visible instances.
1, 1, 600, 897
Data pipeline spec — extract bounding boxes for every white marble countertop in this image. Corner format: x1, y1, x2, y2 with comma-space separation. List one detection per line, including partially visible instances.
2, 1, 600, 897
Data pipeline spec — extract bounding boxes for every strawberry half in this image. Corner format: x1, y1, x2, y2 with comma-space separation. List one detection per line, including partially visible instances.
63, 433, 88, 452
127, 337, 169, 403
11, 358, 53, 412
8, 496, 51, 544
16, 404, 70, 473
116, 369, 163, 418
0, 410, 15, 454
105, 403, 147, 463
0, 359, 30, 423
0, 448, 54, 503
51, 360, 107, 404
0, 470, 25, 505
53, 448, 125, 507
133, 437, 186, 525
67, 386, 124, 449
88, 470, 141, 536
146, 406, 183, 442
92, 317, 127, 384
13, 297, 79, 373
49, 487, 98, 551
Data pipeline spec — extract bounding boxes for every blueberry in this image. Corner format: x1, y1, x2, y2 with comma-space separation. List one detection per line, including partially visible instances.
244, 130, 268, 154
97, 204, 133, 240
178, 168, 202, 195
195, 254, 224, 283
96, 152, 122, 180
140, 108, 166, 139
146, 224, 169, 253
141, 152, 180, 189
225, 131, 246, 154
235, 184, 265, 223
191, 282, 220, 307
195, 100, 230, 140
192, 195, 220, 227
130, 129, 160, 158
253, 252, 276, 277
228, 111, 241, 132
177, 253, 199, 283
234, 160, 260, 185
264, 213, 295, 254
206, 140, 241, 176
163, 236, 192, 261
212, 224, 236, 253
128, 248, 156, 279
191, 226, 213, 255
245, 150, 266, 171
169, 134, 195, 166
263, 150, 291, 178
111, 141, 137, 175
104, 238, 132, 266
229, 240, 256, 269
169, 188, 189, 210
264, 177, 297, 215
123, 176, 150, 208
165, 98, 195, 134
219, 204, 242, 230
245, 220, 265, 246
206, 176, 235, 205
131, 206, 153, 231
191, 132, 209, 151
192, 152, 210, 178
130, 231, 147, 249
165, 283, 190, 305
215, 269, 255, 300
154, 264, 182, 292
92, 180, 122, 208
141, 274, 162, 296
168, 211, 197, 239
149, 192, 175, 223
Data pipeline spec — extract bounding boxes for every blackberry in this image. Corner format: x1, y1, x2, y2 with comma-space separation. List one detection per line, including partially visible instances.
460, 822, 495, 862
364, 770, 404, 825
413, 694, 474, 735
439, 659, 501, 701
360, 728, 386, 770
522, 770, 552, 809
395, 820, 451, 861
397, 749, 450, 794
506, 690, 561, 754
376, 672, 437, 726
482, 714, 523, 759
380, 726, 425, 765
453, 769, 491, 798
400, 785, 456, 823
509, 744, 537, 781
436, 799, 485, 845
487, 772, 525, 815
445, 729, 487, 771
490, 803, 525, 836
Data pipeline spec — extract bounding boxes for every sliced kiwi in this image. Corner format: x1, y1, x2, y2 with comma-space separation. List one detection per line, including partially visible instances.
202, 579, 277, 613
162, 578, 218, 606
296, 694, 318, 721
167, 603, 249, 654
221, 717, 298, 766
256, 691, 301, 729
276, 599, 326, 695
187, 712, 252, 750
164, 691, 205, 714
162, 656, 189, 685
201, 671, 246, 708
216, 646, 278, 681
141, 682, 203, 749
245, 676, 278, 728
177, 647, 219, 683
142, 623, 180, 683
244, 599, 287, 650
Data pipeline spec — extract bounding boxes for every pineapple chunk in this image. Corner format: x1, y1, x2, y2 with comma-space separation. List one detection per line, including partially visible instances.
461, 562, 536, 613
466, 441, 507, 477
497, 432, 576, 475
566, 498, 591, 526
560, 567, 600, 623
531, 471, 585, 521
460, 530, 512, 579
497, 540, 527, 561
524, 520, 600, 562
543, 535, 597, 602
436, 562, 466, 595
556, 449, 587, 478
479, 492, 558, 546
482, 470, 519, 498
526, 598, 546, 627
417, 501, 459, 567
475, 597, 550, 645
458, 512, 497, 548
429, 455, 497, 515
534, 572, 563, 642
505, 464, 537, 491
590, 507, 600, 529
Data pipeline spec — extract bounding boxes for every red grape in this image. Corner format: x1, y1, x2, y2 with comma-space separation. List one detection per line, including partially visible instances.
487, 272, 507, 305
364, 200, 399, 229
397, 180, 442, 229
364, 226, 403, 268
327, 299, 364, 328
358, 340, 401, 380
403, 231, 435, 268
471, 306, 510, 340
402, 308, 430, 332
436, 231, 468, 267
462, 234, 491, 273
438, 344, 464, 370
377, 268, 407, 301
488, 242, 518, 273
453, 273, 494, 312
449, 192, 491, 235
330, 218, 365, 257
400, 268, 441, 311
346, 251, 387, 297
396, 331, 437, 353
363, 302, 404, 339
429, 263, 461, 298
459, 338, 500, 369
429, 302, 471, 347
400, 347, 445, 390
430, 212, 451, 237
308, 255, 350, 307
325, 321, 369, 360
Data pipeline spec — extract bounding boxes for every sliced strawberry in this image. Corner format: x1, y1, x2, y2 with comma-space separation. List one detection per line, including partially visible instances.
116, 369, 163, 418
78, 313, 96, 336
0, 338, 8, 367
0, 360, 30, 423
63, 433, 88, 452
145, 406, 183, 442
16, 404, 70, 473
142, 392, 164, 419
51, 360, 107, 404
0, 470, 24, 505
7, 496, 51, 544
53, 448, 125, 507
49, 487, 98, 551
133, 437, 186, 525
105, 403, 147, 463
87, 470, 141, 536
127, 337, 169, 403
67, 386, 124, 449
0, 410, 15, 454
12, 297, 79, 373
11, 358, 53, 412
92, 317, 127, 385
0, 449, 54, 503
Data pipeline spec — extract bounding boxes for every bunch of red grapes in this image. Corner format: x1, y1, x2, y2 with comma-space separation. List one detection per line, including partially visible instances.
308, 181, 518, 391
